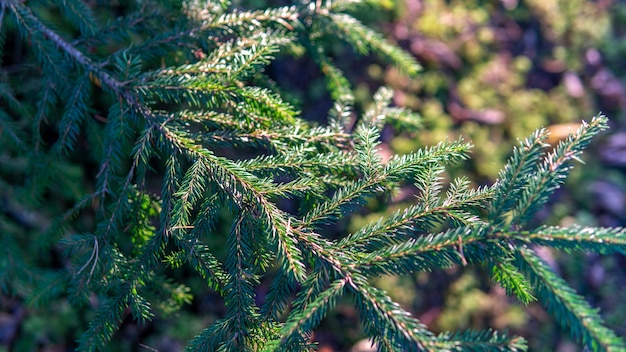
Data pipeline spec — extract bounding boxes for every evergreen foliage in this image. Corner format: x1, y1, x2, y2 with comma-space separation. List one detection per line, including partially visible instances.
0, 0, 624, 351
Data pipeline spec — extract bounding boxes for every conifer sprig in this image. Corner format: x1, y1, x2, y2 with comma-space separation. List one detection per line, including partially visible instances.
515, 248, 626, 351
488, 128, 548, 227
2, 0, 624, 350
512, 116, 609, 226
515, 225, 626, 254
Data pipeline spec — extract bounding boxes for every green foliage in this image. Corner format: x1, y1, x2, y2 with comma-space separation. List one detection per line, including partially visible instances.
378, 0, 614, 181
1, 0, 624, 351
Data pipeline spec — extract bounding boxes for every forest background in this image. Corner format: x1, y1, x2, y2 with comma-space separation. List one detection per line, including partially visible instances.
2, 0, 626, 351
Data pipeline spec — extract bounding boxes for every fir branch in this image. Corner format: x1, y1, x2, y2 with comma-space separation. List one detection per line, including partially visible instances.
260, 270, 297, 321
165, 241, 228, 295
222, 213, 260, 349
318, 52, 355, 105
364, 87, 394, 127
355, 123, 383, 176
186, 318, 231, 351
6, 0, 71, 81
0, 108, 27, 152
0, 81, 32, 121
349, 274, 435, 350
514, 248, 625, 351
433, 329, 527, 351
145, 32, 293, 82
383, 138, 471, 179
163, 111, 350, 155
414, 162, 445, 209
284, 254, 349, 344
280, 277, 348, 348
338, 185, 491, 252
235, 86, 299, 125
59, 0, 98, 36
172, 158, 209, 229
512, 115, 609, 226
206, 6, 299, 33
53, 73, 91, 155
319, 12, 421, 76
354, 226, 500, 276
260, 177, 321, 198
384, 107, 422, 132
488, 128, 549, 227
328, 99, 354, 132
6, 0, 116, 86
77, 193, 169, 348
301, 138, 471, 229
511, 225, 626, 255
237, 151, 358, 179
159, 127, 308, 283
77, 295, 129, 350
175, 194, 229, 293
265, 212, 307, 283
215, 34, 294, 81
489, 261, 536, 304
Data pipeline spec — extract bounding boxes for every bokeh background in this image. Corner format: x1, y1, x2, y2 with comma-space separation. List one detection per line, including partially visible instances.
2, 0, 626, 351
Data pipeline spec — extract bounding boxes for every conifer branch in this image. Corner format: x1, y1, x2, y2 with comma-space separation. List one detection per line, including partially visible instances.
5, 0, 118, 89
514, 248, 625, 350
354, 226, 493, 276
321, 12, 421, 76
433, 330, 528, 351
511, 225, 626, 255
512, 115, 609, 226
59, 0, 98, 36
349, 274, 434, 350
301, 138, 471, 229
488, 261, 536, 304
4, 1, 624, 350
280, 277, 348, 348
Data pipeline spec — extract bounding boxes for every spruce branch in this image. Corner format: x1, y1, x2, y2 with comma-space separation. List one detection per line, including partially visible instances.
222, 212, 260, 349
510, 225, 626, 255
280, 277, 348, 348
488, 128, 550, 226
338, 187, 490, 252
206, 6, 299, 33
301, 138, 471, 229
489, 261, 536, 304
349, 274, 434, 350
320, 12, 421, 76
514, 248, 625, 351
4, 0, 625, 350
433, 329, 528, 351
354, 226, 495, 276
159, 127, 309, 283
4, 0, 119, 89
186, 318, 231, 352
54, 73, 92, 155
0, 107, 27, 151
260, 270, 297, 321
512, 115, 609, 226
58, 0, 98, 36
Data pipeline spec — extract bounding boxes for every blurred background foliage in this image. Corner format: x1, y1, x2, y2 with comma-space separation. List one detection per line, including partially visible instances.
2, 0, 626, 351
